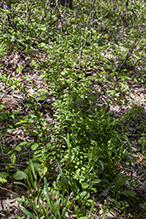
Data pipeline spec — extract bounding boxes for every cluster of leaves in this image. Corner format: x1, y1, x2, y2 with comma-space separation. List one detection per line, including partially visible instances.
0, 0, 146, 218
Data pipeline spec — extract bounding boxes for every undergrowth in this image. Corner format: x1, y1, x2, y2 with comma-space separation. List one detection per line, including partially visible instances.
0, 0, 146, 218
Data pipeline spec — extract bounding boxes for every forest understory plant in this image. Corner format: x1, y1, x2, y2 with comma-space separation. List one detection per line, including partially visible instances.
0, 0, 146, 218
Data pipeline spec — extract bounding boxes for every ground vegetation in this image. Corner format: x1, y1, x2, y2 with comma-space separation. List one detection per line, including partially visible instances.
0, 0, 146, 218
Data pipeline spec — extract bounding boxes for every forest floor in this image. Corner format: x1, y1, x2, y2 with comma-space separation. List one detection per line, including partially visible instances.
0, 49, 146, 218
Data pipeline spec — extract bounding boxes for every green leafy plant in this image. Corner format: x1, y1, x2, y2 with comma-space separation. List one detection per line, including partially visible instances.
0, 0, 145, 218
0, 42, 7, 57
16, 164, 69, 218
138, 134, 146, 153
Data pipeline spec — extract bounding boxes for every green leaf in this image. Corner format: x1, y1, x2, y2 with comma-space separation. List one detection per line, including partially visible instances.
44, 177, 52, 211
123, 189, 136, 197
9, 145, 22, 153
91, 179, 102, 184
79, 217, 88, 219
19, 205, 37, 219
49, 215, 55, 219
28, 165, 37, 188
11, 154, 16, 165
82, 183, 89, 189
25, 195, 39, 216
14, 181, 29, 190
91, 188, 97, 192
16, 65, 24, 73
31, 143, 39, 150
16, 196, 26, 203
53, 198, 60, 216
61, 207, 67, 218
15, 119, 29, 125
100, 107, 105, 117
0, 172, 9, 179
107, 90, 116, 95
35, 95, 47, 102
37, 165, 47, 178
102, 206, 108, 219
0, 177, 7, 184
106, 114, 110, 123
13, 170, 27, 180
10, 141, 31, 153
80, 191, 87, 197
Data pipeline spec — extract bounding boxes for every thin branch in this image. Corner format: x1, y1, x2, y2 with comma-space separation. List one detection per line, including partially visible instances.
117, 39, 142, 73
0, 186, 20, 197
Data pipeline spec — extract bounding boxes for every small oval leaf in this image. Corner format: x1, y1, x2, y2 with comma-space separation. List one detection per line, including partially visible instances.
13, 170, 27, 180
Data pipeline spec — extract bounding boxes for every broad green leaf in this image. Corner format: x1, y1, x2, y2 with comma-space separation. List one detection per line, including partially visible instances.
13, 170, 27, 180
91, 188, 97, 192
31, 143, 38, 150
0, 177, 7, 184
82, 183, 89, 189
0, 172, 9, 179
37, 165, 47, 178
92, 179, 102, 184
